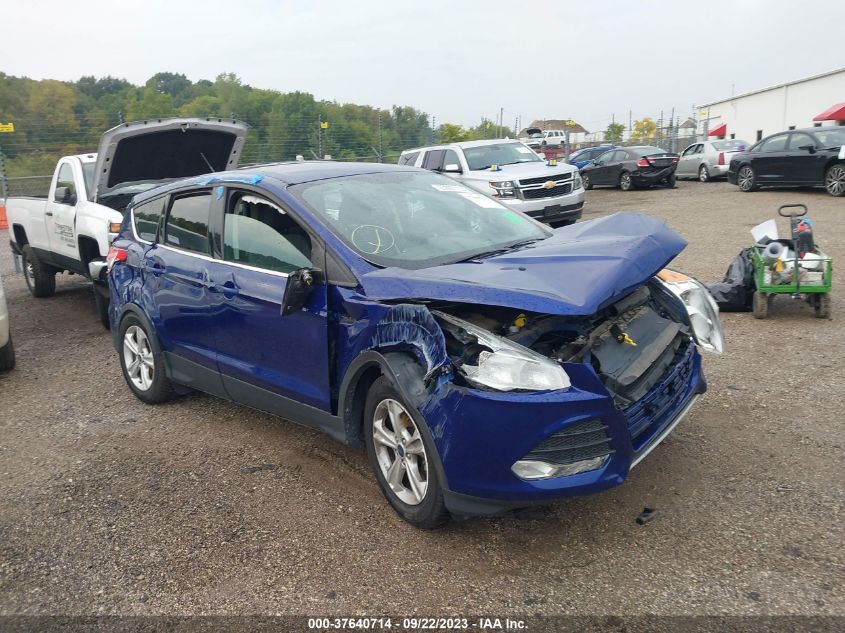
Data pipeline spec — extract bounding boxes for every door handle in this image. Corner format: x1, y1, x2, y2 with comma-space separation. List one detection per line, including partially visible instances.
45, 211, 53, 217
220, 280, 240, 298
143, 261, 166, 275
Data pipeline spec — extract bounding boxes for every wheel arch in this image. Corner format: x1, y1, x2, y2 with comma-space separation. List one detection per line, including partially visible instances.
12, 224, 28, 250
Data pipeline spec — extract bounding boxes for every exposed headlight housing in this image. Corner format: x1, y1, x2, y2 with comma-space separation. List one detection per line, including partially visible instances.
658, 270, 725, 354
434, 312, 571, 391
572, 172, 583, 190
489, 180, 517, 198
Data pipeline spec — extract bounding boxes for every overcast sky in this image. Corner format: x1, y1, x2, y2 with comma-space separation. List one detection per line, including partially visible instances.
4, 0, 844, 132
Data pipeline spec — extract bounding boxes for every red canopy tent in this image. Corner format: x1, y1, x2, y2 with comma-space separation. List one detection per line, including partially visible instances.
813, 103, 845, 122
708, 123, 727, 137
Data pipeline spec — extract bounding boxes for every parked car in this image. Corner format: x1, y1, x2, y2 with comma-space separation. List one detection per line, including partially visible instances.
0, 276, 14, 371
676, 139, 749, 182
728, 127, 845, 196
5, 118, 248, 327
519, 128, 567, 148
568, 145, 618, 170
581, 146, 680, 191
399, 140, 584, 227
108, 161, 723, 528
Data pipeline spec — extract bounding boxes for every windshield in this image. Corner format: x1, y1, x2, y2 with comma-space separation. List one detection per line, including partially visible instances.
814, 128, 845, 148
463, 143, 542, 171
712, 140, 749, 151
291, 171, 550, 270
81, 162, 96, 196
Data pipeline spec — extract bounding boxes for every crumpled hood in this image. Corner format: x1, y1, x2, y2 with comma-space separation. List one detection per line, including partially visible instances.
359, 212, 687, 316
92, 118, 248, 200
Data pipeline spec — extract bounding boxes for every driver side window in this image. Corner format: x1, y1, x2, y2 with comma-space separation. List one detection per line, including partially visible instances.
760, 135, 788, 152
223, 191, 312, 274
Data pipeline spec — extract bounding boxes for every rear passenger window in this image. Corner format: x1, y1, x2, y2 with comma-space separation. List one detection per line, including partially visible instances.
165, 192, 211, 254
399, 151, 419, 166
132, 198, 165, 242
223, 192, 312, 274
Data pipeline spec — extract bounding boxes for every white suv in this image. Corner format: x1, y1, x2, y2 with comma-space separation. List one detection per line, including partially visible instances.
399, 140, 584, 226
0, 275, 14, 371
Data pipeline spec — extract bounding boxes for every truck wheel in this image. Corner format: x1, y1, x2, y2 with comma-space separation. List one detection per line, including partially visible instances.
699, 164, 710, 182
752, 291, 768, 319
0, 335, 15, 372
738, 166, 758, 192
619, 171, 633, 191
118, 314, 176, 404
93, 284, 110, 330
825, 164, 845, 197
21, 246, 56, 298
582, 173, 594, 190
364, 376, 449, 529
814, 294, 831, 319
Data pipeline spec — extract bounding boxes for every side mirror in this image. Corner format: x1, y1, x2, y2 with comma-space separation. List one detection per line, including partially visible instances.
442, 163, 462, 173
797, 144, 816, 154
54, 186, 76, 205
281, 268, 315, 316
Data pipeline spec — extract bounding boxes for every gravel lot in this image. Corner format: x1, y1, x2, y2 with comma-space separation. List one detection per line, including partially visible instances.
0, 180, 842, 619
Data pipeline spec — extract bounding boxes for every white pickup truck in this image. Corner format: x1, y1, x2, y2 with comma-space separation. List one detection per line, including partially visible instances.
6, 118, 248, 326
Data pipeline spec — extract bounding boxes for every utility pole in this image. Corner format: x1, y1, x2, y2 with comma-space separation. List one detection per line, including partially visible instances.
377, 111, 383, 163
430, 115, 436, 144
318, 115, 323, 159
628, 110, 632, 134
499, 107, 504, 138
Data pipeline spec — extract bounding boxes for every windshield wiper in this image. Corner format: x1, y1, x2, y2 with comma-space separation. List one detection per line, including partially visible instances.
457, 238, 545, 262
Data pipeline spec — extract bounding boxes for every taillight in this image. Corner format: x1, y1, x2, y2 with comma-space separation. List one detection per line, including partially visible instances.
671, 156, 680, 163
106, 245, 128, 271
718, 152, 725, 165
636, 158, 650, 167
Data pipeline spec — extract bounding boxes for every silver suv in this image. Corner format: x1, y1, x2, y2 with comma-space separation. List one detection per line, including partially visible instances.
399, 139, 584, 226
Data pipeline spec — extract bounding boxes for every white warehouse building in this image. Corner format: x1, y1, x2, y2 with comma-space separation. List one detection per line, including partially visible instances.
697, 67, 845, 144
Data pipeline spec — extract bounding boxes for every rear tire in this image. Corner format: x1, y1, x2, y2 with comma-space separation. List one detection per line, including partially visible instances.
118, 314, 176, 404
738, 165, 758, 192
619, 171, 633, 191
664, 173, 677, 188
699, 164, 710, 182
21, 246, 56, 298
824, 164, 845, 197
364, 376, 449, 529
752, 291, 768, 319
0, 335, 15, 372
582, 173, 593, 190
814, 294, 831, 319
93, 284, 110, 330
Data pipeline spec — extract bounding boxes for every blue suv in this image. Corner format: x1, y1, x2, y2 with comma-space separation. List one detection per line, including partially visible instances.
108, 162, 723, 527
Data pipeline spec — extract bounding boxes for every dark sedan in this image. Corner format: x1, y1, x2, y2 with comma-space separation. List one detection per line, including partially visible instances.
728, 127, 845, 197
581, 146, 679, 191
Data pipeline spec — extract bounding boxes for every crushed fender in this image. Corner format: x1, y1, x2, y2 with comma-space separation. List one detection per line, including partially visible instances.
369, 304, 448, 378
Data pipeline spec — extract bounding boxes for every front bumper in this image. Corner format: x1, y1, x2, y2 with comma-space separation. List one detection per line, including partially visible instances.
502, 188, 585, 223
422, 345, 705, 516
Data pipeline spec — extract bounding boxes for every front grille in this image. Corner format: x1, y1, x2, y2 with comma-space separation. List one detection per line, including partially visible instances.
519, 173, 573, 186
522, 183, 572, 199
522, 418, 614, 466
624, 340, 695, 449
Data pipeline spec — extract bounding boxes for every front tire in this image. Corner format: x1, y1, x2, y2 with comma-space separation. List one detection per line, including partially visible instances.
118, 314, 176, 404
752, 291, 769, 319
364, 376, 449, 529
738, 165, 758, 192
825, 164, 845, 197
699, 164, 710, 182
21, 246, 56, 298
0, 335, 15, 372
619, 171, 633, 191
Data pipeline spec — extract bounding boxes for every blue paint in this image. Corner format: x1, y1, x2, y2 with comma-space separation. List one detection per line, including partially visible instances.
110, 161, 707, 512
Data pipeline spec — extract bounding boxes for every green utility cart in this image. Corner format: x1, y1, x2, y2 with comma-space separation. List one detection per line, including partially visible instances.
751, 204, 832, 319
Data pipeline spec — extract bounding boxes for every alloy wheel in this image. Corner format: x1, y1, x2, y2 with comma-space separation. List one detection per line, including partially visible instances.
24, 259, 36, 292
620, 173, 632, 191
371, 398, 428, 506
738, 166, 755, 191
123, 325, 155, 391
826, 165, 845, 196
699, 165, 709, 182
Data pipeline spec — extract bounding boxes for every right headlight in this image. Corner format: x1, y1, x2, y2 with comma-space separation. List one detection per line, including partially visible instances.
572, 172, 583, 190
659, 271, 725, 354
434, 312, 571, 391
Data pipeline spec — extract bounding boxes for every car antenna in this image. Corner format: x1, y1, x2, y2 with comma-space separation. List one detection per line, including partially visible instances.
200, 152, 216, 172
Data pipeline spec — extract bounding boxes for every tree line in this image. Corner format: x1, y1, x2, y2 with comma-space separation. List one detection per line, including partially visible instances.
0, 71, 514, 178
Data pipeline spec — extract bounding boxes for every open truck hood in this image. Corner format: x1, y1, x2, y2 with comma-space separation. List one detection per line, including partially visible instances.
359, 212, 687, 316
92, 118, 249, 200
